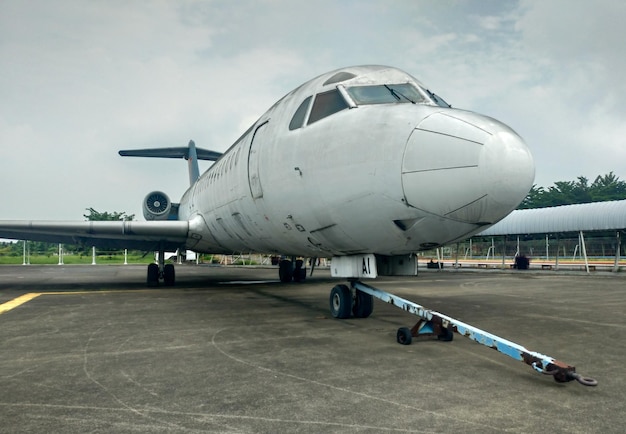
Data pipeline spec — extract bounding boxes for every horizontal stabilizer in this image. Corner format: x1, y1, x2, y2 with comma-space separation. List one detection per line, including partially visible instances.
118, 147, 222, 161
119, 140, 222, 186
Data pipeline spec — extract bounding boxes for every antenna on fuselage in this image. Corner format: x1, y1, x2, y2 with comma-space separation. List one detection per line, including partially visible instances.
118, 140, 222, 186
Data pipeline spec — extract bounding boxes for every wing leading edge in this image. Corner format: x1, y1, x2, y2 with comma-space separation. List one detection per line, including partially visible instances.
0, 220, 189, 251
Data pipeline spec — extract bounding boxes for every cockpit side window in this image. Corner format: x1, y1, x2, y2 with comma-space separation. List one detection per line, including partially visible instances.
308, 89, 349, 125
346, 83, 427, 105
425, 89, 451, 108
289, 96, 312, 130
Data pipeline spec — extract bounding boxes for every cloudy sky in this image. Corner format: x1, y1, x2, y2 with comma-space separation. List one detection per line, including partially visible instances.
1, 0, 625, 220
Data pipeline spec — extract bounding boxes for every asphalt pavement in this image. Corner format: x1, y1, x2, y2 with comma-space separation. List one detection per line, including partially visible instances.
0, 264, 624, 433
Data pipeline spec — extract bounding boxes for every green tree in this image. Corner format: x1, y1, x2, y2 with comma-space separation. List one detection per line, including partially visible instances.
83, 208, 135, 221
589, 172, 626, 201
519, 172, 626, 209
519, 185, 547, 209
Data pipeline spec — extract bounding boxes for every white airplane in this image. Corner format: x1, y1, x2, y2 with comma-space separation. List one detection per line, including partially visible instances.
0, 65, 535, 319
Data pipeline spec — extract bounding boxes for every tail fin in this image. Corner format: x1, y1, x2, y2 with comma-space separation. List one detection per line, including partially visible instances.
119, 140, 222, 186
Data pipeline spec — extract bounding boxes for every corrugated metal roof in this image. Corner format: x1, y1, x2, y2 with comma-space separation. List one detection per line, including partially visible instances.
478, 200, 626, 236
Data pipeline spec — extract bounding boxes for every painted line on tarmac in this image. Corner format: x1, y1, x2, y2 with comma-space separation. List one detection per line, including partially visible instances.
0, 293, 42, 315
0, 290, 155, 316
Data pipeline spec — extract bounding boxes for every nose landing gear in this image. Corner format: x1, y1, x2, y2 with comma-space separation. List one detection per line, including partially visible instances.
329, 282, 374, 319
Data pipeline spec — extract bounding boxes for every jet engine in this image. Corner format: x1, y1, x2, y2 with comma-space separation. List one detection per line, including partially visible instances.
143, 191, 172, 220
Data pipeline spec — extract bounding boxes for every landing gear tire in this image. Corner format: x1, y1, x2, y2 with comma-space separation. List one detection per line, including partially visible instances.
397, 327, 413, 345
279, 259, 293, 283
352, 290, 373, 318
293, 259, 306, 282
329, 284, 352, 319
147, 263, 159, 287
163, 263, 175, 286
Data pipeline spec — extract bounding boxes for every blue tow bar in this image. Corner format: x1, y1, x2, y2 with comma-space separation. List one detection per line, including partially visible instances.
351, 281, 597, 386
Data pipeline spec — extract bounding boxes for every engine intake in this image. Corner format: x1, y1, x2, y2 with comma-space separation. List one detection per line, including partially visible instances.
143, 191, 172, 220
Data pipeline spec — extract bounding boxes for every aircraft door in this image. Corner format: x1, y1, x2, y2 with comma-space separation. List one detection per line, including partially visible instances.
248, 121, 269, 199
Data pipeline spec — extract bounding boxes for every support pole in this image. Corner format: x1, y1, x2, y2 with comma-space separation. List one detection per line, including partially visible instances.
486, 238, 495, 261
124, 249, 128, 265
613, 231, 621, 273
92, 246, 96, 265
580, 231, 590, 274
555, 234, 560, 270
58, 244, 64, 265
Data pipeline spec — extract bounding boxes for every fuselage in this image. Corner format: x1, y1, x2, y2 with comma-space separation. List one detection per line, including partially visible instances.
178, 65, 535, 257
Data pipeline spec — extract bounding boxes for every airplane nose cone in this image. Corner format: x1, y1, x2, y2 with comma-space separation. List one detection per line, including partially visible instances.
401, 111, 535, 224
480, 126, 535, 216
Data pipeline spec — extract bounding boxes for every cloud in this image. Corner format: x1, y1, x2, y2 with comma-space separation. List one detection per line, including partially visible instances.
505, 1, 626, 185
1, 0, 625, 221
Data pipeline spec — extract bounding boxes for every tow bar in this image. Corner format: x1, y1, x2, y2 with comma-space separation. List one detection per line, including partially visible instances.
351, 280, 597, 386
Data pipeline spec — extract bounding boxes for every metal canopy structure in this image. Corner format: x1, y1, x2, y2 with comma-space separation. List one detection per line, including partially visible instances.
479, 200, 626, 236
474, 200, 626, 273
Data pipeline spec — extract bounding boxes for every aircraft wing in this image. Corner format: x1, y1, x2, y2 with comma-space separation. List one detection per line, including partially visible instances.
0, 220, 189, 251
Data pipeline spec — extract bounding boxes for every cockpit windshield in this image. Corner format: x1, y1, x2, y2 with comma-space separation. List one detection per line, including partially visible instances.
346, 83, 426, 105
288, 81, 452, 131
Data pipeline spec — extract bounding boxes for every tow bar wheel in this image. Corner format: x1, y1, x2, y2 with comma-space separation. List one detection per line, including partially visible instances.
397, 327, 412, 345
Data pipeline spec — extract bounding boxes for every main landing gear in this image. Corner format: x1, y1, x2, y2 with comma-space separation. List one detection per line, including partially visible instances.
278, 258, 307, 283
147, 249, 175, 287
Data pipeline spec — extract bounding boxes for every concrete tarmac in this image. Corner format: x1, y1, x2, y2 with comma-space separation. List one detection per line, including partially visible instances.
0, 264, 624, 433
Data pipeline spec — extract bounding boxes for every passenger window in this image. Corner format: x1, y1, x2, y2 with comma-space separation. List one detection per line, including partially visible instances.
308, 89, 348, 125
289, 96, 312, 130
